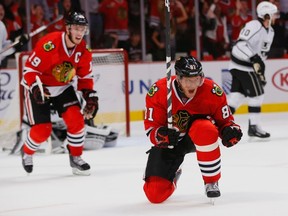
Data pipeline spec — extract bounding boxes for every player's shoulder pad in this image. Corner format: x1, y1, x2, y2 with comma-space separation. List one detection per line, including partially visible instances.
243, 20, 262, 33
41, 32, 61, 52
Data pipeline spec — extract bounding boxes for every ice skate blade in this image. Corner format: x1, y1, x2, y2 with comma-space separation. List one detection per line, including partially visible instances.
72, 168, 91, 176
248, 136, 271, 143
210, 198, 216, 205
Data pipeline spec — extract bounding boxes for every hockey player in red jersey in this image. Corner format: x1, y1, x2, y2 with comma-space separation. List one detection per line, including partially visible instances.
143, 56, 243, 203
20, 11, 98, 176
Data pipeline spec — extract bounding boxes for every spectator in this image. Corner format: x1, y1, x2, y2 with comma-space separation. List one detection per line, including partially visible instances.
203, 3, 230, 59
268, 0, 288, 58
172, 0, 191, 53
127, 30, 142, 62
1, 0, 23, 42
30, 4, 49, 48
230, 0, 252, 45
81, 0, 103, 49
176, 0, 196, 53
49, 0, 74, 32
200, 0, 217, 58
148, 0, 160, 28
128, 0, 141, 31
217, 0, 237, 21
30, 0, 50, 21
98, 0, 129, 50
46, 0, 60, 21
150, 0, 177, 61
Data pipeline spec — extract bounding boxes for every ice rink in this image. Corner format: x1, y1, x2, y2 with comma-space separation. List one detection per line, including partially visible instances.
0, 112, 288, 216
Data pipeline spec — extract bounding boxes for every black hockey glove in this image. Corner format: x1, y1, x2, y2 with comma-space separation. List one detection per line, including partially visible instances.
221, 124, 242, 147
250, 54, 266, 86
82, 89, 99, 120
14, 34, 29, 50
156, 127, 180, 149
17, 34, 29, 46
30, 82, 50, 104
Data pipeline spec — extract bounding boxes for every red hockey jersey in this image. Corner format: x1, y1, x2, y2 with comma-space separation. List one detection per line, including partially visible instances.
144, 76, 235, 145
22, 31, 93, 92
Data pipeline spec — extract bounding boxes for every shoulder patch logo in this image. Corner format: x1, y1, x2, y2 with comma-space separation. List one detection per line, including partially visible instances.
43, 41, 55, 51
86, 45, 92, 52
147, 83, 158, 97
211, 83, 223, 96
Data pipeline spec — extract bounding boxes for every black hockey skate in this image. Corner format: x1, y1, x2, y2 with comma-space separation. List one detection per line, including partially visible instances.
248, 121, 270, 138
69, 154, 91, 176
205, 182, 221, 198
21, 147, 33, 174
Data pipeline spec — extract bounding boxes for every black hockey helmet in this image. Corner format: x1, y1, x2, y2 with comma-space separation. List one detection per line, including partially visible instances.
65, 11, 88, 26
175, 56, 204, 77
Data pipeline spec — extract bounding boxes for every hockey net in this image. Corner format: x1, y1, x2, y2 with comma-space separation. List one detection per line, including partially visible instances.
16, 48, 130, 137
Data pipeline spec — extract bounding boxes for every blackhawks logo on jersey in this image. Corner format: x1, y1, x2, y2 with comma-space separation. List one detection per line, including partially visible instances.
147, 84, 158, 97
43, 41, 55, 51
173, 110, 190, 132
52, 61, 76, 83
211, 83, 223, 96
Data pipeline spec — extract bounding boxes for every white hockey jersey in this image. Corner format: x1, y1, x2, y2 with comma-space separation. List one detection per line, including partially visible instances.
229, 19, 275, 72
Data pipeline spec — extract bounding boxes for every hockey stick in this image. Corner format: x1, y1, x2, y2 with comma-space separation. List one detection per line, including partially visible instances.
0, 15, 63, 55
165, 0, 173, 129
36, 75, 45, 102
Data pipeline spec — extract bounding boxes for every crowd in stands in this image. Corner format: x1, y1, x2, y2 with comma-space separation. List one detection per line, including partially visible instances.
0, 0, 288, 66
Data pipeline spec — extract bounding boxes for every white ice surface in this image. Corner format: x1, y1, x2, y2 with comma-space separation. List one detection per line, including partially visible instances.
0, 112, 288, 216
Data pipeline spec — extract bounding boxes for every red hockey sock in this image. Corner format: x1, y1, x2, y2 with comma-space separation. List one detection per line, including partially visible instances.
143, 176, 175, 203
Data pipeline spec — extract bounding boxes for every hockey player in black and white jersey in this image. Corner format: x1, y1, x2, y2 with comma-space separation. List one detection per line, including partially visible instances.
228, 1, 278, 139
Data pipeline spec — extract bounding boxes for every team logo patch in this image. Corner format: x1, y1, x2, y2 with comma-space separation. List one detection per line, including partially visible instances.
147, 84, 158, 97
43, 41, 55, 51
173, 110, 190, 132
86, 45, 92, 52
211, 84, 223, 96
52, 61, 76, 83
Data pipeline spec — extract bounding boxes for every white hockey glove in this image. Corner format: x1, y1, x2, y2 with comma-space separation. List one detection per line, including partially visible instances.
250, 54, 266, 86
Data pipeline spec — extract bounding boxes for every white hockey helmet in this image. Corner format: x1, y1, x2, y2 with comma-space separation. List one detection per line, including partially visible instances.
256, 1, 278, 20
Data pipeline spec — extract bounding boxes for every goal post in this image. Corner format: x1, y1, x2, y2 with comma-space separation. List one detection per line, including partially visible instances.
17, 48, 130, 137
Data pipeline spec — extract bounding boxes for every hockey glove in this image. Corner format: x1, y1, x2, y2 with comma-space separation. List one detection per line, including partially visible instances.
17, 34, 29, 46
156, 127, 180, 149
14, 34, 29, 50
250, 54, 266, 86
82, 89, 99, 120
221, 124, 242, 147
30, 82, 50, 104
